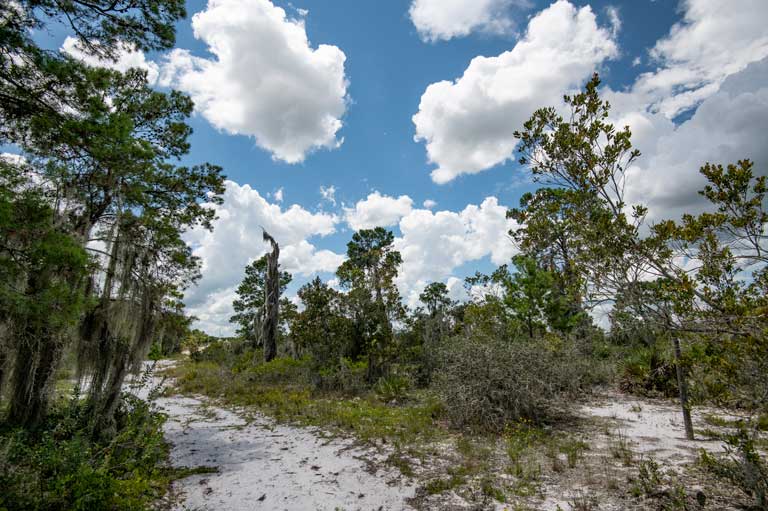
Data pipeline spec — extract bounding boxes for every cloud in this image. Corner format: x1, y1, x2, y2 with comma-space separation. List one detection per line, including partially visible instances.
422, 199, 437, 209
60, 36, 160, 83
319, 185, 337, 206
0, 152, 25, 166
160, 0, 348, 163
272, 187, 284, 202
621, 0, 768, 118
344, 191, 414, 230
408, 0, 529, 43
620, 58, 768, 222
599, 0, 768, 221
183, 180, 343, 333
394, 197, 519, 306
413, 0, 618, 183
186, 187, 520, 332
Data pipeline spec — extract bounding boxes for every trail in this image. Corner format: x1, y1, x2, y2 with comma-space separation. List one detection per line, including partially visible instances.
131, 364, 742, 511
153, 388, 415, 511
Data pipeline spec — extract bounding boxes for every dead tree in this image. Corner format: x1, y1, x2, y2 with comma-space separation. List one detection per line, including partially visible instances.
261, 229, 280, 362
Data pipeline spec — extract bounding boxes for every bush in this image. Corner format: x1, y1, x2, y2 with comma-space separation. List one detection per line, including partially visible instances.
242, 356, 312, 386
0, 394, 170, 511
434, 334, 587, 432
314, 358, 368, 394
190, 338, 247, 364
700, 425, 767, 509
375, 371, 412, 403
619, 345, 678, 398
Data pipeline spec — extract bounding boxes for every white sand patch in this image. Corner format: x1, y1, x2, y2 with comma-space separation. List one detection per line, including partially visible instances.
154, 394, 415, 511
580, 392, 733, 465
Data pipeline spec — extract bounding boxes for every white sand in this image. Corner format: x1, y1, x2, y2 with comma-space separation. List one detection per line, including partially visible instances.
581, 392, 732, 464
153, 393, 415, 511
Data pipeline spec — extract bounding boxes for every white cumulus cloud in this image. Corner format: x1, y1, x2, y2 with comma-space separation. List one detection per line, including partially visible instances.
183, 180, 343, 333
620, 58, 768, 222
408, 0, 529, 43
412, 0, 618, 184
344, 192, 414, 230
394, 197, 519, 306
628, 0, 768, 118
160, 0, 349, 164
61, 36, 160, 83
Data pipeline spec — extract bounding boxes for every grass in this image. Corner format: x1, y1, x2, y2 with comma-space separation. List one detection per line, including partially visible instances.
608, 429, 634, 466
169, 358, 444, 447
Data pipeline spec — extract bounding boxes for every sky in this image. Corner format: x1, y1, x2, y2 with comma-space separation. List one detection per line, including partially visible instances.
48, 0, 768, 335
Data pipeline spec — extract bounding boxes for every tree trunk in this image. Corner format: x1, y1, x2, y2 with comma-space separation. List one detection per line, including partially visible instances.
261, 230, 280, 363
673, 336, 695, 440
6, 333, 61, 428
5, 269, 64, 428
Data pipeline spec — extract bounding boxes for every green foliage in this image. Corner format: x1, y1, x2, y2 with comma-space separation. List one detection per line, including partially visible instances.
291, 276, 355, 373
336, 227, 404, 382
434, 333, 588, 432
701, 426, 768, 509
374, 372, 413, 403
618, 344, 678, 398
230, 255, 292, 343
0, 395, 171, 511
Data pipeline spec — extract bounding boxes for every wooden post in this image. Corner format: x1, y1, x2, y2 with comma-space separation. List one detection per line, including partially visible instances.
261, 229, 280, 363
673, 336, 695, 440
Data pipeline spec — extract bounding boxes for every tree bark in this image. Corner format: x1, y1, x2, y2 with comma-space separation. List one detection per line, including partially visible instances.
261, 230, 280, 363
673, 336, 695, 440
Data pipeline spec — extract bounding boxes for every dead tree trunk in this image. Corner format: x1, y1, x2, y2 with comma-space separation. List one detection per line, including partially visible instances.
673, 336, 695, 440
261, 229, 280, 363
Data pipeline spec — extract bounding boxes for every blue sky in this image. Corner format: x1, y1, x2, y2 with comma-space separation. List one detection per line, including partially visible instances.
173, 0, 677, 213
43, 0, 768, 334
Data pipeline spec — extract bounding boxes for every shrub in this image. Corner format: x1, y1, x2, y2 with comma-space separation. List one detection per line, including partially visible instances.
700, 425, 767, 509
0, 394, 170, 511
434, 334, 587, 432
242, 356, 312, 386
314, 358, 368, 394
375, 373, 412, 403
619, 345, 678, 398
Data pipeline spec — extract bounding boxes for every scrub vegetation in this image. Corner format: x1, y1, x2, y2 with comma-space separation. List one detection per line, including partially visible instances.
0, 1, 766, 509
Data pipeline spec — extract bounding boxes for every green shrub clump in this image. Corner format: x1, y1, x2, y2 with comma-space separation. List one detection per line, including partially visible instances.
700, 426, 767, 509
0, 394, 170, 511
434, 334, 588, 432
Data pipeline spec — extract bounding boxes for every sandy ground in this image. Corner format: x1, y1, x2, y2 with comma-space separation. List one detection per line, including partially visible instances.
581, 392, 734, 464
153, 391, 415, 511
533, 392, 741, 511
128, 364, 742, 511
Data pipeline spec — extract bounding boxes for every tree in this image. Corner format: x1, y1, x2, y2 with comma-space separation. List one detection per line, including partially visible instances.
1, 0, 185, 135
0, 158, 90, 426
513, 73, 768, 438
230, 255, 292, 347
0, 60, 223, 429
419, 282, 453, 317
0, 0, 224, 431
336, 227, 403, 382
291, 277, 354, 371
261, 230, 280, 362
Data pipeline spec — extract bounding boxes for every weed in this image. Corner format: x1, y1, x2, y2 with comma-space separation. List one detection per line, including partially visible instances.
635, 456, 663, 496
609, 430, 634, 466
480, 477, 506, 502
700, 425, 767, 509
386, 450, 415, 477
569, 490, 599, 511
425, 474, 465, 494
560, 437, 589, 468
